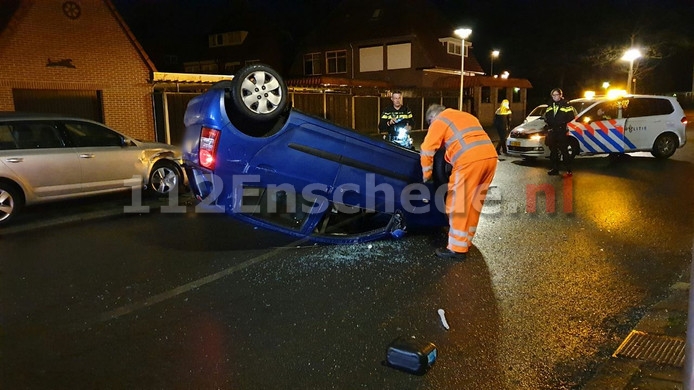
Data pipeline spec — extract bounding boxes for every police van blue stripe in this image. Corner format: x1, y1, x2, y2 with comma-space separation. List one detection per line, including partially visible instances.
596, 129, 624, 152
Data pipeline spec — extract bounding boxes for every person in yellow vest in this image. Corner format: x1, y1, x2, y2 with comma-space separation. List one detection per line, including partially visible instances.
493, 99, 512, 156
420, 104, 498, 260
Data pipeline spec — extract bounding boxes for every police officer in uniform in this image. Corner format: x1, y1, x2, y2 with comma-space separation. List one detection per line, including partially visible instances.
544, 88, 576, 176
379, 91, 414, 143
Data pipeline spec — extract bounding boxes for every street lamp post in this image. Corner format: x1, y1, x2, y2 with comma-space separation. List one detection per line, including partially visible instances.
490, 50, 499, 76
621, 48, 642, 94
454, 28, 472, 111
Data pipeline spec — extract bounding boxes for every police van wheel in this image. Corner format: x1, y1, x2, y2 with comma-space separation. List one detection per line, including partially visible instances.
651, 133, 678, 159
567, 137, 580, 158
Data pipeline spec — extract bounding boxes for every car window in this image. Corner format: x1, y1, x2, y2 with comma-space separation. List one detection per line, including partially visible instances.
579, 101, 620, 122
63, 121, 123, 147
0, 122, 64, 149
622, 98, 674, 118
0, 125, 16, 150
569, 100, 593, 115
528, 105, 546, 117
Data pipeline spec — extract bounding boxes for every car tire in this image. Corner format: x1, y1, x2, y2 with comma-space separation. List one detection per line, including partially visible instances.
651, 133, 678, 159
147, 161, 182, 197
567, 136, 580, 158
229, 63, 288, 123
0, 182, 23, 225
433, 148, 452, 187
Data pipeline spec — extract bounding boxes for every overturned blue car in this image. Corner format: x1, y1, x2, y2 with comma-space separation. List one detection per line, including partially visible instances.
182, 64, 448, 244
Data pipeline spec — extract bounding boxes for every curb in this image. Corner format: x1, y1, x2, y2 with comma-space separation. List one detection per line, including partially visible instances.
584, 281, 689, 389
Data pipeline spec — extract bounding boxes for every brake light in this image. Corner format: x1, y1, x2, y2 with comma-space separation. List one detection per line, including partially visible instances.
682, 116, 688, 126
199, 127, 220, 170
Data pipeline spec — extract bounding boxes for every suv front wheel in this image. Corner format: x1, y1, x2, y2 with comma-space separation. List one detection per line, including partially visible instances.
147, 161, 182, 197
0, 182, 23, 225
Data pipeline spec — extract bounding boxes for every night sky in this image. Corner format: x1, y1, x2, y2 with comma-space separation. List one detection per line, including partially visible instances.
112, 0, 694, 106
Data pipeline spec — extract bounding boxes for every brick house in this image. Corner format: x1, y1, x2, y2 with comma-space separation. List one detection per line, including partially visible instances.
0, 0, 158, 141
286, 0, 533, 131
149, 0, 532, 139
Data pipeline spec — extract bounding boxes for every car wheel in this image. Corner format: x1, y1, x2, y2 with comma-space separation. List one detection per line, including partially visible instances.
567, 137, 580, 158
148, 161, 181, 197
651, 133, 678, 159
433, 148, 452, 187
229, 63, 288, 123
0, 182, 23, 225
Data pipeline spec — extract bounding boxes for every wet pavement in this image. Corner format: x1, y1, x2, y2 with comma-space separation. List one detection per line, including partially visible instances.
3, 114, 694, 388
2, 168, 691, 389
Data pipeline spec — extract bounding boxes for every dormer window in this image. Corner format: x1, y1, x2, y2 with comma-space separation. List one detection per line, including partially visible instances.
209, 31, 248, 48
439, 37, 467, 57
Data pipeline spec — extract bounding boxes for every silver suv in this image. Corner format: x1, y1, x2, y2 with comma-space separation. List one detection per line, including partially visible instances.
0, 112, 185, 225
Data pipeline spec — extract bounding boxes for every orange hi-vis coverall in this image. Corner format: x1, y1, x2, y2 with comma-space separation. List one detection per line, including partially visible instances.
420, 109, 498, 253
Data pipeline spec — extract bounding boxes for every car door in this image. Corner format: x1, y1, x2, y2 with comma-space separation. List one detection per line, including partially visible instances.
621, 97, 674, 150
61, 120, 145, 193
570, 101, 628, 154
0, 121, 82, 199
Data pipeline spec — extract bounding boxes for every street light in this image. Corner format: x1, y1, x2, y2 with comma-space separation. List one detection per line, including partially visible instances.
454, 27, 472, 111
490, 50, 499, 76
621, 48, 642, 94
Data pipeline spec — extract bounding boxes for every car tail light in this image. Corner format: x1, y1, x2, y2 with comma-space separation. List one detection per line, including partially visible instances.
199, 127, 220, 170
682, 116, 688, 126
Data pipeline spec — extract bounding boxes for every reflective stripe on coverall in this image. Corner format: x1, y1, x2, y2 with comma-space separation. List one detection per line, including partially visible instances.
420, 109, 498, 253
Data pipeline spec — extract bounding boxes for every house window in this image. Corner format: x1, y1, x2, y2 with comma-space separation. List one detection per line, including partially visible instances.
481, 87, 491, 103
304, 53, 322, 75
209, 31, 248, 48
200, 62, 219, 73
497, 88, 508, 103
164, 55, 178, 65
224, 61, 241, 74
326, 50, 347, 74
447, 42, 461, 55
513, 88, 521, 103
185, 60, 218, 73
359, 46, 383, 72
387, 43, 411, 70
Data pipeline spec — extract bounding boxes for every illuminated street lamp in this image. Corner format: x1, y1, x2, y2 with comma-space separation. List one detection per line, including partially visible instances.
454, 28, 472, 111
621, 48, 642, 94
490, 50, 499, 76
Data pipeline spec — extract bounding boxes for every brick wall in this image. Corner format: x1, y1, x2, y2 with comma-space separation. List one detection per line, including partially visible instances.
0, 0, 156, 141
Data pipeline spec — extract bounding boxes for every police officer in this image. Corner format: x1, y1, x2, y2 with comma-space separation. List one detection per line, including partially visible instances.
544, 88, 576, 176
379, 91, 414, 143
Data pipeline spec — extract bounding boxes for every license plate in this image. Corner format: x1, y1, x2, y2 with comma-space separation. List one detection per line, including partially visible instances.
510, 141, 521, 147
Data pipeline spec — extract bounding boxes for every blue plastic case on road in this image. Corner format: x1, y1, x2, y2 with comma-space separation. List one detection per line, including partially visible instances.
385, 336, 437, 375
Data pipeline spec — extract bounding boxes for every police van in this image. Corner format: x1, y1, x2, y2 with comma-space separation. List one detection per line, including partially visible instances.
506, 94, 688, 159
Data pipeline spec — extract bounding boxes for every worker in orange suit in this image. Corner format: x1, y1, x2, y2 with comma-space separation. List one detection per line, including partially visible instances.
420, 104, 498, 260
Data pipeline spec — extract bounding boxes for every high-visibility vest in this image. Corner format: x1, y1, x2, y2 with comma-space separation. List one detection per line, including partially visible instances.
421, 109, 497, 180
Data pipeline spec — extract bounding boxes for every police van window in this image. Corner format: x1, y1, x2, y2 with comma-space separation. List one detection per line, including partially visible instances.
623, 98, 674, 118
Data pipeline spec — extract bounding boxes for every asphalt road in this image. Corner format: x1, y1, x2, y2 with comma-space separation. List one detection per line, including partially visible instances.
1, 123, 693, 389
